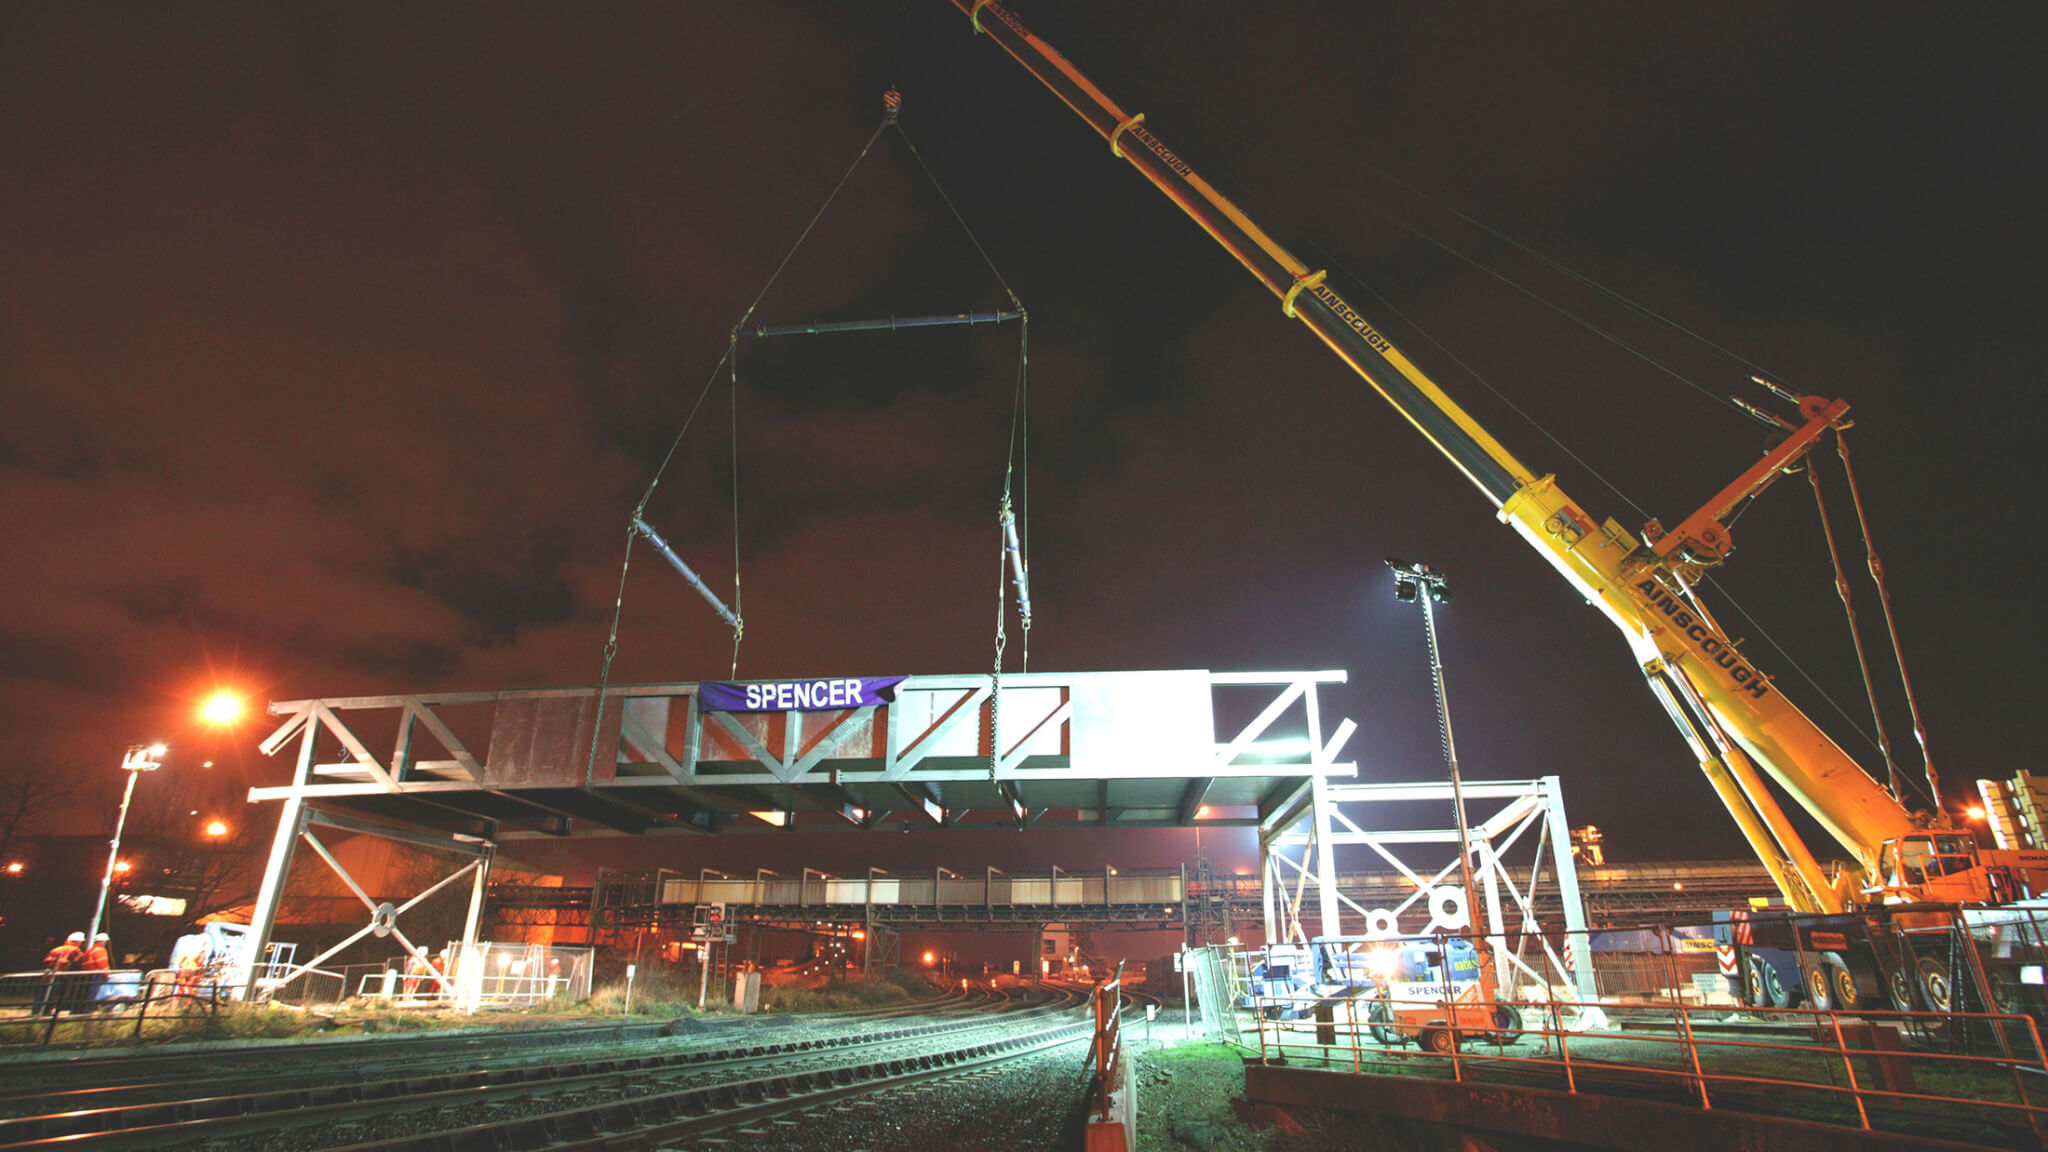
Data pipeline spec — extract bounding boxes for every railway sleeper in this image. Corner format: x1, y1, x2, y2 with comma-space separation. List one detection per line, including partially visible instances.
499, 1118, 551, 1151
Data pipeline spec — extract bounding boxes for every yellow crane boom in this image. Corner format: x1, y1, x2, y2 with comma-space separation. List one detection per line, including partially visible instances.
947, 0, 1941, 913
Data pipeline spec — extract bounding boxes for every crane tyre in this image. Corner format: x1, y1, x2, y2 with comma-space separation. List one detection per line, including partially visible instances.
1886, 966, 1918, 1013
1918, 957, 1954, 1014
1805, 964, 1835, 1012
1833, 964, 1861, 1010
1419, 1025, 1456, 1055
1491, 1003, 1524, 1042
1987, 969, 2018, 1015
1746, 954, 1793, 1010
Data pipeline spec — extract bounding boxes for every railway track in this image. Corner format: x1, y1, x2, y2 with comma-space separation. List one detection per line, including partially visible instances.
0, 984, 974, 1113
0, 983, 1085, 1152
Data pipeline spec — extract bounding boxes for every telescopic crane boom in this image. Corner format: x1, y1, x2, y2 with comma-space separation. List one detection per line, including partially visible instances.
945, 0, 2044, 914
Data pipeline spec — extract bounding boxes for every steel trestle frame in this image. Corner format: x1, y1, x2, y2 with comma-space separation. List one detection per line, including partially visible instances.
1259, 776, 1596, 1001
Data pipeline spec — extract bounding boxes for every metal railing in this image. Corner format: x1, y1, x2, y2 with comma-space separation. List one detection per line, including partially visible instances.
1243, 984, 2048, 1148
0, 969, 231, 1046
1089, 960, 1127, 1121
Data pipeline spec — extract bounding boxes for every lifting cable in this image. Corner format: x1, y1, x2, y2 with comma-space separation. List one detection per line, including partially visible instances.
1220, 119, 1925, 783
1806, 447, 1909, 803
584, 117, 894, 788
1831, 433, 1941, 810
584, 94, 1036, 789
888, 98, 1035, 780
1050, 39, 1933, 806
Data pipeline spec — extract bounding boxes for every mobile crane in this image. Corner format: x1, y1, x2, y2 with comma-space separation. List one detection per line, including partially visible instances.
944, 0, 2048, 1015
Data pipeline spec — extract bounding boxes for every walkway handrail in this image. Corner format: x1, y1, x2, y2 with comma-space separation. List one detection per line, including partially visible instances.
1240, 981, 2048, 1147
1090, 959, 1127, 1120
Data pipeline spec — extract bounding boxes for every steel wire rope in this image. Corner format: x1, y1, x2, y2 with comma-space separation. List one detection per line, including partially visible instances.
889, 117, 1034, 775
1057, 60, 1904, 770
584, 122, 891, 787
1040, 37, 1771, 415
1340, 265, 1893, 764
894, 118, 1033, 673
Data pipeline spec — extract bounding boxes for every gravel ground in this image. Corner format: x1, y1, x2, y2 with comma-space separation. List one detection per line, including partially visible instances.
1130, 1029, 1568, 1152
671, 1038, 1096, 1152
150, 1011, 1067, 1152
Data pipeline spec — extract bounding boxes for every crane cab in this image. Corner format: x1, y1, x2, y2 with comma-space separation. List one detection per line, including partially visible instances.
1877, 833, 2003, 904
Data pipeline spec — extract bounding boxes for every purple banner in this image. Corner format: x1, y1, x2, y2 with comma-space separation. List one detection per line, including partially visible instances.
699, 676, 907, 713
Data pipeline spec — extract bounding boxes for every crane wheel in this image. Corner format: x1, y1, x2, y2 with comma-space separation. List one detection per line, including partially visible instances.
1746, 955, 1793, 1009
1419, 1025, 1457, 1055
1918, 957, 1953, 1014
1886, 967, 1918, 1013
1833, 964, 1861, 1010
1987, 969, 2018, 1015
1491, 1003, 1524, 1042
1805, 965, 1835, 1011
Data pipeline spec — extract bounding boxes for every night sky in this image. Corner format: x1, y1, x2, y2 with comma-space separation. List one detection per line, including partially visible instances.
5, 2, 2042, 873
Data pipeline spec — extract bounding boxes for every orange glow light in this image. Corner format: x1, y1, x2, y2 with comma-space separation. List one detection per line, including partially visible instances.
4, 862, 22, 874
113, 860, 132, 874
206, 821, 229, 837
200, 692, 244, 726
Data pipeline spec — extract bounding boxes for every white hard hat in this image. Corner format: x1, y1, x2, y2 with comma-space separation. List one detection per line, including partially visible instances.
66, 932, 84, 942
94, 933, 110, 941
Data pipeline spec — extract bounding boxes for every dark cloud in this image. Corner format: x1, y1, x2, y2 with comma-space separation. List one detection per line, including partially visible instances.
1, 1, 2039, 870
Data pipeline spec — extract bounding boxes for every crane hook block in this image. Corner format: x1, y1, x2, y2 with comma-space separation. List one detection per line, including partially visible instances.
883, 89, 902, 124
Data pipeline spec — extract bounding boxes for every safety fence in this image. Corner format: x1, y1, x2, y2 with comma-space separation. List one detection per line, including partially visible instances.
1243, 985, 2048, 1148
1089, 960, 1127, 1121
282, 942, 595, 1012
0, 942, 597, 1041
0, 969, 235, 1046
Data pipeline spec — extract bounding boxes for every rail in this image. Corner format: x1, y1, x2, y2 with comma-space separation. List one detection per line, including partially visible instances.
1090, 960, 1127, 1121
1243, 984, 2048, 1148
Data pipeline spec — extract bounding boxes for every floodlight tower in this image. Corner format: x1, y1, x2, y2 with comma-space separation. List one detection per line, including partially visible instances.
1385, 559, 1482, 943
87, 744, 164, 948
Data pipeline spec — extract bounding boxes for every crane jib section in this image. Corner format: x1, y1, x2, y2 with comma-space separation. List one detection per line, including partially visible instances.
950, 0, 1926, 907
952, 0, 1530, 507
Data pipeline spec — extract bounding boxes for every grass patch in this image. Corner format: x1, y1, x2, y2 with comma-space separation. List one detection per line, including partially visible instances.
582, 967, 714, 1018
760, 970, 929, 1014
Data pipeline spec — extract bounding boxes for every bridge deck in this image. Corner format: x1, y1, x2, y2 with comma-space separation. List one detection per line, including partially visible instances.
248, 670, 1356, 839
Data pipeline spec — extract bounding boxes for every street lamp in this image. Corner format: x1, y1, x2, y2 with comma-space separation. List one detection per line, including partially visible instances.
86, 743, 164, 947
201, 692, 243, 726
